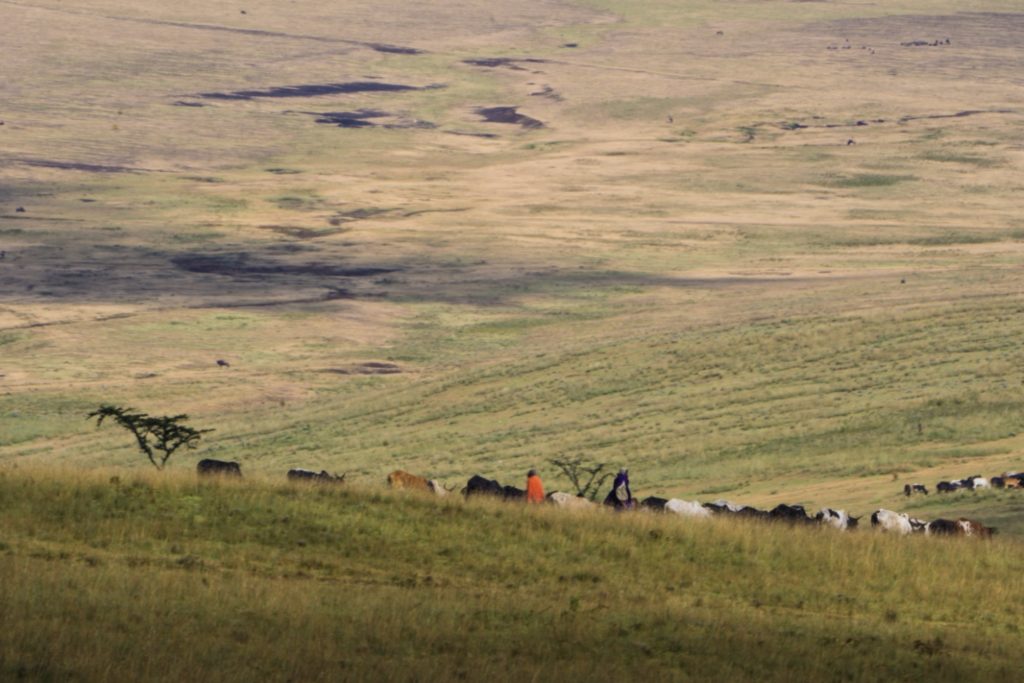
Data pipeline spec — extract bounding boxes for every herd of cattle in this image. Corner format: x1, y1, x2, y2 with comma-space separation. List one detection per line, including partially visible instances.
903, 470, 1024, 496
194, 460, 1001, 538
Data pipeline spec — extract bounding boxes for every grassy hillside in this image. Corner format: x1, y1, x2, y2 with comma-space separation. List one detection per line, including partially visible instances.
2, 0, 1024, 535
2, 468, 1023, 682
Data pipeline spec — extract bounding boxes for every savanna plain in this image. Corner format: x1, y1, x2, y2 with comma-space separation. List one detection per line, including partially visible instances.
2, 0, 1024, 680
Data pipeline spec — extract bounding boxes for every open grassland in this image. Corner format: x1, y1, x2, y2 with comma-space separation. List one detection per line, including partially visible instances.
3, 0, 1024, 531
2, 468, 1024, 682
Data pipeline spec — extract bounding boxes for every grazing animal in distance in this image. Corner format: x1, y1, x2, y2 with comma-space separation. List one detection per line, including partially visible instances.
548, 491, 594, 509
957, 518, 996, 537
502, 484, 526, 500
665, 499, 712, 519
815, 508, 859, 530
923, 518, 994, 537
387, 470, 432, 493
936, 481, 961, 493
463, 474, 504, 498
925, 518, 960, 536
427, 480, 455, 496
288, 468, 345, 484
870, 509, 926, 534
216, 359, 230, 367
197, 458, 242, 477
640, 496, 669, 511
768, 504, 813, 524
904, 483, 928, 496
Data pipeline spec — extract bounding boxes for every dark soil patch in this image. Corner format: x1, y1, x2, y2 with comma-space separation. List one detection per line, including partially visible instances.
327, 208, 393, 225
445, 130, 500, 139
309, 109, 436, 130
898, 109, 1016, 123
199, 82, 442, 100
476, 106, 543, 129
16, 159, 143, 173
171, 253, 398, 278
259, 226, 347, 240
775, 109, 1016, 132
322, 361, 402, 375
367, 43, 422, 55
463, 57, 548, 70
529, 85, 563, 101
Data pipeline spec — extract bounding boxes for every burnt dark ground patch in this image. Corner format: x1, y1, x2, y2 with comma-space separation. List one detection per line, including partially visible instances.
171, 253, 398, 278
198, 82, 442, 100
13, 158, 146, 173
305, 110, 436, 130
476, 106, 543, 129
463, 57, 549, 70
321, 362, 402, 375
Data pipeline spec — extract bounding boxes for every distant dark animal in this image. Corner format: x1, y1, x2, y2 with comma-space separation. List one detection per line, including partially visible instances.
216, 359, 230, 367
936, 481, 961, 493
904, 483, 928, 496
958, 475, 985, 490
288, 468, 344, 484
463, 474, 504, 498
768, 504, 813, 524
815, 508, 859, 530
925, 518, 994, 537
666, 115, 674, 124
991, 477, 1005, 489
197, 458, 242, 477
15, 207, 25, 212
0, 251, 5, 260
502, 485, 526, 500
901, 278, 906, 284
702, 500, 766, 519
640, 496, 669, 511
847, 139, 855, 145
925, 518, 960, 536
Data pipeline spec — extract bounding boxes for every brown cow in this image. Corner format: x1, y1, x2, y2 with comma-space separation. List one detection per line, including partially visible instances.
387, 469, 430, 491
958, 518, 996, 538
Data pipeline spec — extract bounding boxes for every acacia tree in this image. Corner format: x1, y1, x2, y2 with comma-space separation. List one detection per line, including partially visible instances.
88, 405, 213, 470
548, 456, 612, 501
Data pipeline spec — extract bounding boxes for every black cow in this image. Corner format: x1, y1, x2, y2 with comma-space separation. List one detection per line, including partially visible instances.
197, 459, 242, 477
502, 485, 526, 500
287, 468, 345, 484
702, 501, 768, 519
463, 475, 504, 498
936, 481, 961, 493
925, 519, 961, 536
768, 504, 813, 524
904, 483, 928, 496
641, 496, 669, 511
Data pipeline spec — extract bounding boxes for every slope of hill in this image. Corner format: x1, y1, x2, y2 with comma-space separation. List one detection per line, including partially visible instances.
2, 0, 1024, 533
2, 468, 1022, 682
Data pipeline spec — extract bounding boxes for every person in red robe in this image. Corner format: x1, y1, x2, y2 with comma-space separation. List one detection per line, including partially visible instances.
526, 469, 545, 503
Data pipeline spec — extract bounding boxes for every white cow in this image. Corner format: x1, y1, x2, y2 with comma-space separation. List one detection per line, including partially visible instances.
870, 509, 926, 535
815, 508, 858, 530
547, 491, 595, 509
665, 499, 712, 519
